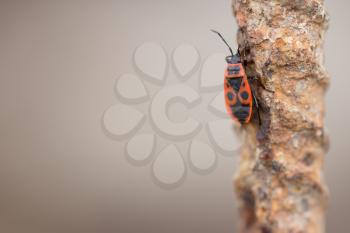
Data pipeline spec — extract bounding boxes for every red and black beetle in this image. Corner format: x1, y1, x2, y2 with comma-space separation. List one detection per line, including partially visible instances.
211, 30, 261, 125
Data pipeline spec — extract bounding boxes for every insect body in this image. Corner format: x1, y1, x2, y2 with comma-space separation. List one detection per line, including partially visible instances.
211, 30, 260, 125
224, 55, 253, 124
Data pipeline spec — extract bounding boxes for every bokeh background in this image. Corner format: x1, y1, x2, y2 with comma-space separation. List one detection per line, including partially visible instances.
1, 0, 349, 232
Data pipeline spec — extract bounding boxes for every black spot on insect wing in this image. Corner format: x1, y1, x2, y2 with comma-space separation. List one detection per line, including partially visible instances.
227, 92, 234, 100
240, 91, 249, 100
227, 77, 242, 92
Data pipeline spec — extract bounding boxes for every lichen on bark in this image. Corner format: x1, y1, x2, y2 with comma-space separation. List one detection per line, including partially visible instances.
232, 0, 329, 232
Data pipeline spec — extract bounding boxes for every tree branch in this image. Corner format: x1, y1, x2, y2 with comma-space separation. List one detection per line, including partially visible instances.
232, 0, 329, 232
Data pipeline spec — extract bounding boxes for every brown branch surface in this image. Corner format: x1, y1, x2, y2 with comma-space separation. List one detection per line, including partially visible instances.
232, 0, 329, 232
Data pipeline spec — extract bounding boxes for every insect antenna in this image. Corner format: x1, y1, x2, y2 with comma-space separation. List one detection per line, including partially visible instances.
210, 29, 234, 57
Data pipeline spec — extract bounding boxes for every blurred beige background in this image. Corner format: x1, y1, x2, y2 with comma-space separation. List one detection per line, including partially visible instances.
0, 0, 349, 232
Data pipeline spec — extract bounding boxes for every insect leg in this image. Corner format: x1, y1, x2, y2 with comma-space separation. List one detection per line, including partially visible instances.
246, 77, 261, 125
251, 89, 262, 126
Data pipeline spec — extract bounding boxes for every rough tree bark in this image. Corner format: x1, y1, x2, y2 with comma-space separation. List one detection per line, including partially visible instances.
232, 0, 329, 232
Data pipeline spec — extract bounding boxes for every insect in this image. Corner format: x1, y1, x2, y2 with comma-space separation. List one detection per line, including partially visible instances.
211, 30, 261, 125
